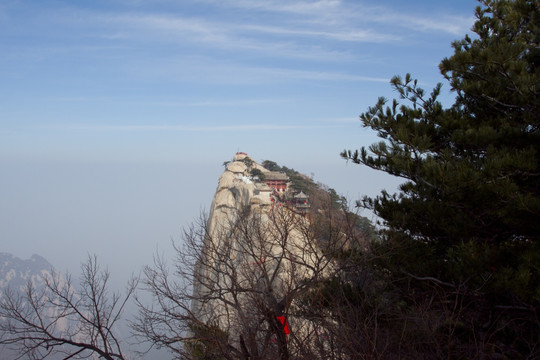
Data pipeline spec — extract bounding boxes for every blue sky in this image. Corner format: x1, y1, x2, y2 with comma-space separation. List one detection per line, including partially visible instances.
1, 0, 478, 281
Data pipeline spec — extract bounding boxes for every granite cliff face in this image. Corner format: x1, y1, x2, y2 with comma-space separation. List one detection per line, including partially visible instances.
206, 152, 275, 234
192, 153, 278, 321
190, 153, 336, 355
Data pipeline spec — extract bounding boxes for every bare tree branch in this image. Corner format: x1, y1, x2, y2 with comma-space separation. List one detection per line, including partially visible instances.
0, 255, 137, 360
133, 195, 365, 359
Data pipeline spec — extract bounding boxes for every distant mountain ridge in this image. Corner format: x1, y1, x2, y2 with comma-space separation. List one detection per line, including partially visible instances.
0, 253, 61, 358
0, 252, 55, 293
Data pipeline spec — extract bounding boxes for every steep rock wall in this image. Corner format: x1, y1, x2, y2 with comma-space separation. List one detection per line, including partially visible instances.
191, 154, 320, 342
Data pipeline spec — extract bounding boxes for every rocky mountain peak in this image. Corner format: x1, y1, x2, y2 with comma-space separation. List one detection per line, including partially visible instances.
0, 252, 55, 294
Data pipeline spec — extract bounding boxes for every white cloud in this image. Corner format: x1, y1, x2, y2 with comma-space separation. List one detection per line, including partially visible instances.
139, 62, 390, 85
207, 0, 342, 16
46, 96, 291, 107
62, 123, 339, 132
109, 13, 228, 43
95, 13, 357, 61
370, 12, 475, 36
239, 24, 399, 43
143, 98, 291, 107
23, 1, 473, 69
253, 67, 388, 83
203, 0, 474, 36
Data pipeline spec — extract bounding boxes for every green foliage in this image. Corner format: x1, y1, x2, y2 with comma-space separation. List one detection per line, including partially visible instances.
288, 173, 316, 195
241, 157, 254, 167
262, 159, 377, 242
344, 0, 539, 245
262, 160, 340, 202
262, 160, 317, 195
261, 160, 280, 172
354, 214, 378, 242
249, 168, 266, 181
341, 1, 540, 358
343, 0, 539, 261
326, 187, 347, 209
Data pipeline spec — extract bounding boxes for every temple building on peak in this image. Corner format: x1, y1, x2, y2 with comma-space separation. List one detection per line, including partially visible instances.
264, 172, 289, 193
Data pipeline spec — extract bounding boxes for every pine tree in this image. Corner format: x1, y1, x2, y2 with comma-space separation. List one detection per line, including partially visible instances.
342, 0, 539, 357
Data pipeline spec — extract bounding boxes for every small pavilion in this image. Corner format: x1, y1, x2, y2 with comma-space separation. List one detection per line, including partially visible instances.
292, 191, 310, 213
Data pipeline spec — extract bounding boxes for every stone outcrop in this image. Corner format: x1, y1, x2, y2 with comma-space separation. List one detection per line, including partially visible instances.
204, 152, 297, 243
191, 153, 324, 351
206, 153, 273, 232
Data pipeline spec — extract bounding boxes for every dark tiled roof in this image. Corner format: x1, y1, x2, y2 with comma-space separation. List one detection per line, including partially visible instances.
265, 172, 289, 181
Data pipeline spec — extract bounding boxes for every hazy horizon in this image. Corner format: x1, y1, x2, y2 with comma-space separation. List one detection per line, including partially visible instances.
1, 0, 478, 285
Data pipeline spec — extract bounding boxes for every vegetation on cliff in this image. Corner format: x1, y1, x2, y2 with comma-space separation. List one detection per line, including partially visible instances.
261, 160, 346, 209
